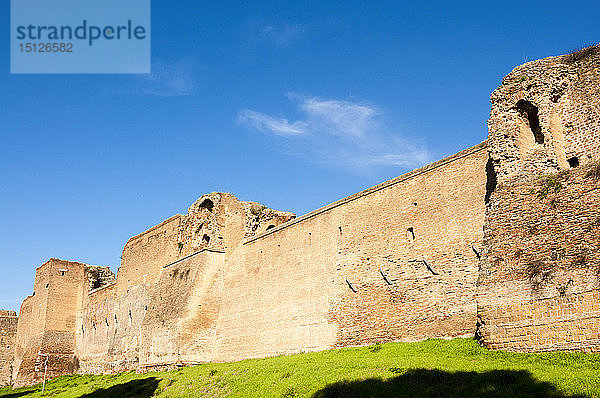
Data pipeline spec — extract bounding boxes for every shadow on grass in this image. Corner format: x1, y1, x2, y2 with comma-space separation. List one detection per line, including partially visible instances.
0, 392, 33, 398
312, 369, 584, 398
79, 377, 160, 398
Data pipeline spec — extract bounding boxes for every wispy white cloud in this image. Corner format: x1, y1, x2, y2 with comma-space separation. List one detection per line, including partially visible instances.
237, 95, 430, 172
237, 110, 308, 136
137, 60, 196, 97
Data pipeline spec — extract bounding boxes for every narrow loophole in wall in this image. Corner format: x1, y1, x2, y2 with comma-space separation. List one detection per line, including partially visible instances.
407, 227, 415, 242
203, 234, 210, 244
485, 155, 497, 204
266, 224, 275, 231
568, 157, 580, 168
515, 99, 544, 144
199, 198, 214, 212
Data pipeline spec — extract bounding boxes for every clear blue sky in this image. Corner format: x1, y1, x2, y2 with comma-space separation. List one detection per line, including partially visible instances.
1, 1, 598, 312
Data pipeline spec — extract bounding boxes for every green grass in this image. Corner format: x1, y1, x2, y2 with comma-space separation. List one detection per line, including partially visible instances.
1, 338, 599, 397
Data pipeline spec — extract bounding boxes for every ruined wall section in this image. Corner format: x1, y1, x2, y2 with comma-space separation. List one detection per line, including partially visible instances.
77, 282, 151, 374
214, 143, 488, 362
75, 193, 293, 374
478, 166, 600, 351
140, 249, 225, 368
480, 46, 600, 352
12, 260, 91, 387
0, 311, 18, 386
76, 283, 116, 374
117, 193, 294, 299
488, 44, 600, 181
117, 215, 183, 297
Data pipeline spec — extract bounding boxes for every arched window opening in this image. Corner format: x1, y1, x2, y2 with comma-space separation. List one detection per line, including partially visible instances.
516, 99, 544, 144
266, 224, 276, 231
199, 199, 214, 212
203, 234, 210, 244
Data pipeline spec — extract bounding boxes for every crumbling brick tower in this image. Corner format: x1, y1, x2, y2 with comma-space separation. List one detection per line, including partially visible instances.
478, 44, 600, 351
0, 310, 18, 386
11, 259, 114, 387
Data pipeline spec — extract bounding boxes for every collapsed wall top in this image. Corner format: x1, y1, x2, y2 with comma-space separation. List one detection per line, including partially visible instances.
488, 44, 600, 182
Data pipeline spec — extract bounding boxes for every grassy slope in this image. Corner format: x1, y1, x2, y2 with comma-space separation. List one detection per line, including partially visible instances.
1, 338, 599, 397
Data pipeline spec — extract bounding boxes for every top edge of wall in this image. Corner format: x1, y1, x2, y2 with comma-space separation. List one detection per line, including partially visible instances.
244, 140, 489, 245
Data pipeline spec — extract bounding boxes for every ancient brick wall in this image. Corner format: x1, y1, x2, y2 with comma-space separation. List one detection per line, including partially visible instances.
116, 193, 294, 299
479, 289, 600, 352
11, 261, 52, 387
477, 165, 600, 351
7, 46, 598, 387
213, 143, 488, 362
117, 215, 183, 297
77, 282, 151, 374
0, 311, 18, 386
488, 45, 600, 181
74, 194, 292, 374
139, 249, 225, 368
11, 259, 112, 387
479, 45, 600, 352
76, 283, 116, 374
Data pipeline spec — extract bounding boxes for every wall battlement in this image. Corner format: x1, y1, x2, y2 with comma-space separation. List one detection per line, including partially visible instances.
3, 45, 600, 387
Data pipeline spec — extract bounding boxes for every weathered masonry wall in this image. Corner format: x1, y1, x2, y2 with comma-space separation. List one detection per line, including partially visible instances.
479, 45, 600, 352
5, 47, 600, 387
12, 260, 87, 387
478, 166, 600, 352
213, 143, 488, 362
479, 289, 600, 352
75, 193, 293, 375
11, 260, 114, 387
140, 249, 225, 368
488, 45, 600, 181
0, 311, 18, 386
117, 215, 183, 297
116, 193, 295, 299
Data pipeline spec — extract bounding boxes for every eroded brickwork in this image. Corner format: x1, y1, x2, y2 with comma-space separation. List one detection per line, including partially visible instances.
0, 311, 17, 386
140, 249, 225, 368
11, 260, 113, 387
5, 46, 600, 387
213, 144, 488, 362
478, 45, 600, 352
488, 45, 600, 180
73, 193, 293, 376
479, 289, 600, 352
